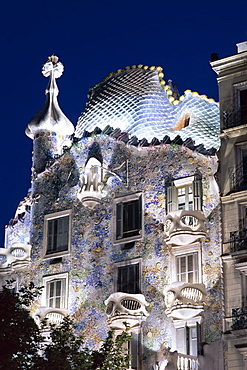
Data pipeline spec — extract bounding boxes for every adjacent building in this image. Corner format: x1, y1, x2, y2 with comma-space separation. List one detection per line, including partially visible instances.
0, 52, 226, 369
211, 41, 247, 369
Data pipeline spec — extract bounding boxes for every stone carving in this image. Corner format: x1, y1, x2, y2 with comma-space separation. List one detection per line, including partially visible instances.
164, 210, 207, 246
105, 292, 149, 330
165, 281, 206, 320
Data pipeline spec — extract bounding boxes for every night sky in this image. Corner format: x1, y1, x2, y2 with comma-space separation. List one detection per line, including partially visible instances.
0, 0, 246, 245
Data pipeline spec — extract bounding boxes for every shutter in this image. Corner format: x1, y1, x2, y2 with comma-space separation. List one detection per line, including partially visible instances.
197, 322, 202, 355
138, 196, 142, 232
130, 333, 138, 369
116, 202, 123, 239
176, 327, 186, 354
193, 179, 202, 210
132, 263, 140, 294
47, 219, 54, 253
57, 216, 69, 251
167, 185, 177, 212
186, 325, 190, 355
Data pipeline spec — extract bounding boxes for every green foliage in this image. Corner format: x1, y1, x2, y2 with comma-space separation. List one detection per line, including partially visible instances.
91, 328, 131, 370
0, 281, 44, 369
0, 282, 131, 370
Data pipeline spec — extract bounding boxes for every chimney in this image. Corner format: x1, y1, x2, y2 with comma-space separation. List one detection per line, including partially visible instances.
236, 41, 247, 53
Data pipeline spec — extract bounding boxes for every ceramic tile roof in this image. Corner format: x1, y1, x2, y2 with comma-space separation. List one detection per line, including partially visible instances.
75, 66, 220, 150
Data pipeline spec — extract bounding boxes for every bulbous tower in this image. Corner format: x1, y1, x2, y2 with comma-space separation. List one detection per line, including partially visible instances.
26, 55, 74, 174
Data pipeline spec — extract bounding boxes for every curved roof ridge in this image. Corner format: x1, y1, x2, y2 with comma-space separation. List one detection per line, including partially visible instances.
75, 66, 220, 149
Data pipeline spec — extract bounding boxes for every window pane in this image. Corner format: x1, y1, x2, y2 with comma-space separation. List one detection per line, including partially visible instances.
240, 89, 247, 125
47, 279, 65, 309
177, 253, 198, 283
117, 264, 139, 294
47, 216, 69, 254
180, 257, 186, 273
189, 327, 198, 356
117, 197, 142, 240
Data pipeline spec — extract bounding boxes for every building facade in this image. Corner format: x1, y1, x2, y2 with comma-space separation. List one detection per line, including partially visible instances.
0, 55, 224, 369
211, 41, 247, 370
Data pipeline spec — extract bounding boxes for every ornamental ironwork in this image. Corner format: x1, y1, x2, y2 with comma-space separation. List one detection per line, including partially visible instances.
230, 228, 247, 253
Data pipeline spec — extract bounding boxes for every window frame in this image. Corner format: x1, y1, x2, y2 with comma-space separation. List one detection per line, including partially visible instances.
167, 176, 202, 213
41, 272, 69, 309
173, 318, 202, 357
113, 193, 143, 245
114, 258, 142, 294
172, 244, 202, 284
176, 252, 199, 284
43, 210, 72, 259
235, 142, 247, 191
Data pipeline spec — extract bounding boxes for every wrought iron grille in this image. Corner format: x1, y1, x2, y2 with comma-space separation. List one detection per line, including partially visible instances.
232, 306, 247, 330
223, 105, 247, 129
229, 162, 247, 192
230, 228, 247, 252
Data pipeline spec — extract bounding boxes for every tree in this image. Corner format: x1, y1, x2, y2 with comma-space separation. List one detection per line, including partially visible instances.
0, 282, 131, 369
0, 281, 44, 369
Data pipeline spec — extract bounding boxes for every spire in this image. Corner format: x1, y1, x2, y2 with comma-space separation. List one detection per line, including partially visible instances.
25, 55, 74, 139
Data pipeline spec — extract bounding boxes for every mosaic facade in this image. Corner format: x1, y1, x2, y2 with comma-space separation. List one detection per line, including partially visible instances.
0, 56, 223, 369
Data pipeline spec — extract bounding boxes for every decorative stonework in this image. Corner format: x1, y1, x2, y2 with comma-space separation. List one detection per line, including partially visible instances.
164, 210, 207, 246
165, 281, 206, 320
105, 292, 149, 330
0, 243, 31, 271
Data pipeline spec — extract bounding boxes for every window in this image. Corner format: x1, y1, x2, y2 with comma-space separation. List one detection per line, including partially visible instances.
177, 185, 193, 210
240, 89, 247, 125
242, 148, 247, 188
117, 263, 140, 294
167, 176, 202, 213
176, 325, 200, 356
176, 253, 198, 283
47, 279, 66, 309
42, 273, 68, 309
44, 210, 71, 257
113, 194, 143, 243
114, 259, 141, 294
231, 143, 247, 191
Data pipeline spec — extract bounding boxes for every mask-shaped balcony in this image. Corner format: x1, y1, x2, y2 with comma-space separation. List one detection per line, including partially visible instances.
105, 292, 149, 330
165, 282, 206, 320
35, 307, 68, 327
164, 210, 207, 246
0, 243, 31, 272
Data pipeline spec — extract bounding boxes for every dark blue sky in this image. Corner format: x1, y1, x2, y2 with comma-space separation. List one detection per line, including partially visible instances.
0, 0, 247, 245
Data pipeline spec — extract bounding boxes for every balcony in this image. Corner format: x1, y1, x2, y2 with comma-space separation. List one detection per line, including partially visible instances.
164, 210, 207, 246
230, 228, 247, 253
231, 306, 247, 331
0, 243, 31, 272
229, 163, 247, 193
35, 307, 68, 327
223, 105, 247, 129
177, 353, 199, 370
105, 292, 149, 330
165, 282, 206, 320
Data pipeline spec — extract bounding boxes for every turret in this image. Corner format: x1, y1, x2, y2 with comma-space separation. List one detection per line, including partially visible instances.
26, 55, 74, 174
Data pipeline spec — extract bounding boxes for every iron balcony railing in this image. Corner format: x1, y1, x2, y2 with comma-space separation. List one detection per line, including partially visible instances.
230, 228, 247, 253
231, 306, 247, 331
223, 105, 247, 129
229, 162, 247, 193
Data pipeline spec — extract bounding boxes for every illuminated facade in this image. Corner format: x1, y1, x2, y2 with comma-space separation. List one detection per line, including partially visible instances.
0, 55, 223, 369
